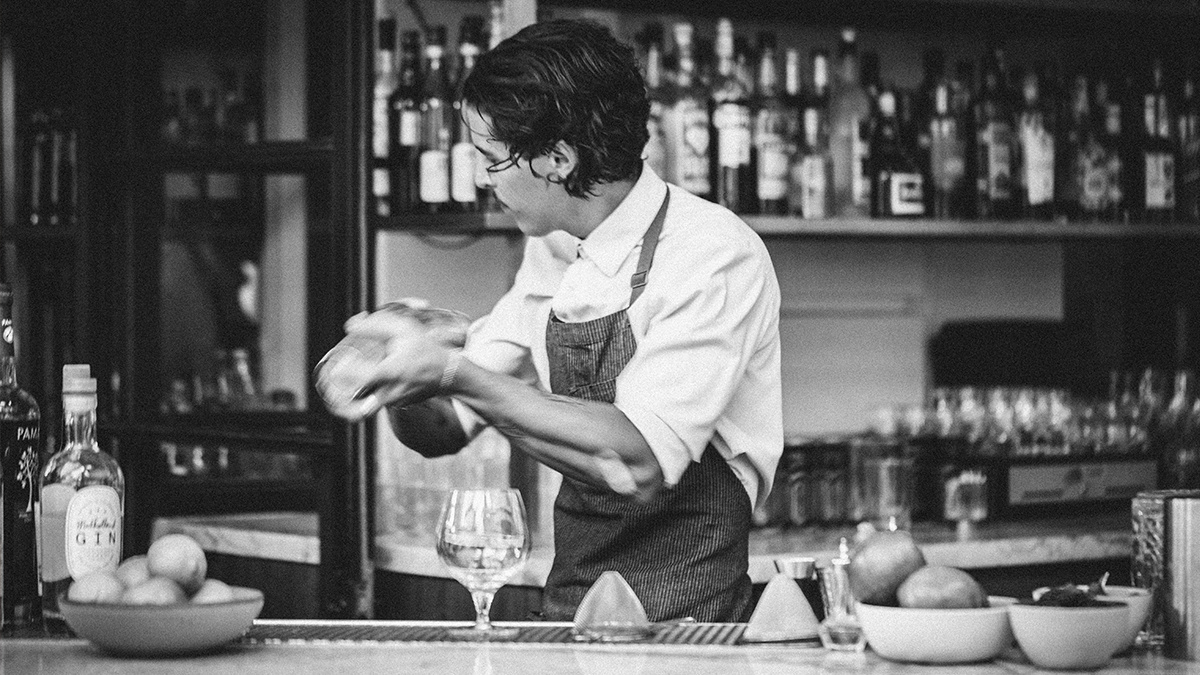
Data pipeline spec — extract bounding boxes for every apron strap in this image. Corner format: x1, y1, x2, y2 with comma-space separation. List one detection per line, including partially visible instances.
629, 188, 670, 306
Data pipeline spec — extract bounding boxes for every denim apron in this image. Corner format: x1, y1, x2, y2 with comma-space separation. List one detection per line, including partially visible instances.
540, 190, 753, 623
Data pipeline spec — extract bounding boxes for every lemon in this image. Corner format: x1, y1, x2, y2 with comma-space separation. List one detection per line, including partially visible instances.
147, 534, 208, 594
191, 578, 235, 604
115, 555, 152, 588
846, 530, 927, 606
120, 577, 187, 605
897, 565, 988, 609
67, 571, 125, 604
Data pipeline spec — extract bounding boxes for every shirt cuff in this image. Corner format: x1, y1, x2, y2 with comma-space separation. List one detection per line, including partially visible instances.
616, 402, 694, 490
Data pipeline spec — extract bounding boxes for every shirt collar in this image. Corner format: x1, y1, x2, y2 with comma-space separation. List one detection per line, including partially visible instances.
577, 167, 668, 278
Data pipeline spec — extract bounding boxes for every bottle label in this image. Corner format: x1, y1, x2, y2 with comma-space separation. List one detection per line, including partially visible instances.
3, 421, 40, 603
985, 122, 1013, 200
373, 95, 390, 158
1080, 146, 1111, 212
676, 104, 711, 195
1157, 96, 1170, 139
1145, 152, 1175, 208
889, 173, 925, 216
931, 118, 965, 191
755, 130, 789, 200
800, 154, 828, 218
373, 168, 391, 217
1144, 95, 1156, 137
64, 485, 122, 579
398, 109, 421, 147
714, 103, 751, 168
451, 142, 477, 203
853, 117, 869, 206
420, 149, 450, 203
1020, 119, 1055, 206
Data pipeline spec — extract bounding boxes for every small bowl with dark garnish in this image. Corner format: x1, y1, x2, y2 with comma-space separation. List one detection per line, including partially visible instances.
1010, 583, 1129, 670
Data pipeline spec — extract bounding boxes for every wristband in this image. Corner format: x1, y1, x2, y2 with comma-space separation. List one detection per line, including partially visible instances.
439, 350, 463, 394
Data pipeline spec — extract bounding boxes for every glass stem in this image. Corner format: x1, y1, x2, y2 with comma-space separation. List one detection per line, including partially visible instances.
471, 590, 495, 630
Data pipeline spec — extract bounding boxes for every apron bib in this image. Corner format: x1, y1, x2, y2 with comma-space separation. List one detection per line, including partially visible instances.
540, 190, 752, 623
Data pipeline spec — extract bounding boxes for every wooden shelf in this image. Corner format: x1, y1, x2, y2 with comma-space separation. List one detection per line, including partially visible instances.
146, 140, 334, 174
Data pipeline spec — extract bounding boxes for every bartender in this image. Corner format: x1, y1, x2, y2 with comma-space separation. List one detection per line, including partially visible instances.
335, 19, 782, 623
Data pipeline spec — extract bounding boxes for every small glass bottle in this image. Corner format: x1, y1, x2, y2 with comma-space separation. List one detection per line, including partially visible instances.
39, 364, 125, 623
817, 538, 866, 652
1, 283, 42, 629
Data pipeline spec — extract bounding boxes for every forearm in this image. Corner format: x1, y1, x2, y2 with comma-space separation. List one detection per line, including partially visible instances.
447, 358, 665, 501
386, 397, 469, 458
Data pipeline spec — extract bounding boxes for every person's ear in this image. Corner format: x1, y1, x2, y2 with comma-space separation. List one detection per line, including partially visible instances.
544, 141, 578, 185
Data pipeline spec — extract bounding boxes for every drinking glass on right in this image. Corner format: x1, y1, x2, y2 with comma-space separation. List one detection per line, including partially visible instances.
436, 488, 531, 641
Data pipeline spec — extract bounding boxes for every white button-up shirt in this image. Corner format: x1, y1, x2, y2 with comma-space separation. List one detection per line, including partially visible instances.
459, 168, 783, 509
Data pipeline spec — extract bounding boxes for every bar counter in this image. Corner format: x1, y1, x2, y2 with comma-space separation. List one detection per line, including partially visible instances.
3, 632, 1198, 674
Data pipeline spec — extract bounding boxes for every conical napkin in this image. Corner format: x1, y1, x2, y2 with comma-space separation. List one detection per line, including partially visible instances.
573, 571, 652, 641
741, 573, 821, 643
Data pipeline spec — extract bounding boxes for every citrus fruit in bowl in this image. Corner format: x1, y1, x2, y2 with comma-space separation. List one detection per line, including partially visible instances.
846, 530, 926, 606
856, 596, 1017, 664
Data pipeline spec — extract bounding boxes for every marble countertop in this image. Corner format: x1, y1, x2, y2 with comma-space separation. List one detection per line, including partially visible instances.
153, 511, 1133, 587
3, 636, 1197, 675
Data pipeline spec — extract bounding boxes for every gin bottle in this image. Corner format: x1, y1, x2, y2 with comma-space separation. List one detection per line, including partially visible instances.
0, 283, 42, 629
39, 364, 124, 622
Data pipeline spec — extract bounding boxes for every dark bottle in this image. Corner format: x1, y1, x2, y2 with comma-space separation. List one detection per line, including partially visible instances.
1178, 66, 1199, 224
419, 26, 452, 214
916, 49, 945, 214
27, 110, 51, 226
830, 28, 871, 218
1017, 68, 1056, 220
640, 22, 670, 181
930, 78, 969, 220
451, 16, 486, 213
783, 47, 805, 216
710, 18, 753, 213
1, 283, 42, 629
871, 89, 926, 218
372, 18, 398, 218
1091, 77, 1125, 222
753, 31, 789, 215
1141, 58, 1176, 223
793, 49, 833, 219
390, 30, 422, 213
952, 61, 978, 219
975, 46, 1017, 220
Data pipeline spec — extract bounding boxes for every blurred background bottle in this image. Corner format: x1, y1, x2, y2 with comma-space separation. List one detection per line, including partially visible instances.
371, 17, 398, 218
390, 30, 422, 214
418, 26, 452, 214
830, 28, 870, 218
710, 18, 753, 213
753, 31, 790, 215
451, 15, 486, 213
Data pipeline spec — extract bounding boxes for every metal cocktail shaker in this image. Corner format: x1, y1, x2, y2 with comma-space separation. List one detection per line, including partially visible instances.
1164, 493, 1200, 660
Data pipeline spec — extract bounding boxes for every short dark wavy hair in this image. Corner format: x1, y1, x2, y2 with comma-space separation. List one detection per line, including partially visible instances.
462, 19, 649, 198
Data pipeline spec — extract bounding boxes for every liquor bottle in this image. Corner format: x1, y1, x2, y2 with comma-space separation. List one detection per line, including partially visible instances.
930, 78, 968, 220
641, 22, 670, 180
794, 50, 833, 220
870, 89, 925, 218
860, 49, 882, 212
372, 17, 398, 219
975, 46, 1017, 220
952, 61, 978, 219
1141, 58, 1176, 224
710, 18, 753, 213
916, 49, 945, 214
487, 0, 504, 51
753, 32, 789, 215
1, 284, 41, 629
451, 16, 485, 212
40, 365, 124, 623
1178, 65, 1199, 224
418, 26, 452, 214
663, 22, 711, 199
830, 28, 871, 218
1090, 77, 1125, 222
390, 30, 422, 213
28, 110, 51, 226
1017, 68, 1056, 220
783, 46, 804, 214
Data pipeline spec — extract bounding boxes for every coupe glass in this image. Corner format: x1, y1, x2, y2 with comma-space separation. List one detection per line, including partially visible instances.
436, 488, 531, 640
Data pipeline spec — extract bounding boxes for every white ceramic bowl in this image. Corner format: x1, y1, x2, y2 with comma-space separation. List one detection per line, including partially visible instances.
1097, 585, 1154, 654
60, 586, 264, 656
856, 596, 1016, 664
1009, 601, 1129, 670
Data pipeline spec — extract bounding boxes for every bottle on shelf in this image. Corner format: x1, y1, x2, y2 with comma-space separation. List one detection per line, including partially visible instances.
753, 31, 789, 215
929, 76, 969, 220
487, 0, 504, 51
418, 25, 452, 214
390, 30, 422, 214
1090, 76, 1125, 222
27, 110, 51, 226
1, 283, 42, 629
870, 89, 925, 218
830, 27, 871, 218
1177, 64, 1199, 223
40, 364, 125, 623
372, 17, 398, 219
451, 15, 486, 213
1140, 58, 1176, 224
916, 48, 945, 214
783, 46, 805, 215
640, 22, 670, 181
1017, 67, 1056, 221
710, 18, 753, 213
663, 22, 711, 200
975, 45, 1017, 220
796, 50, 834, 220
